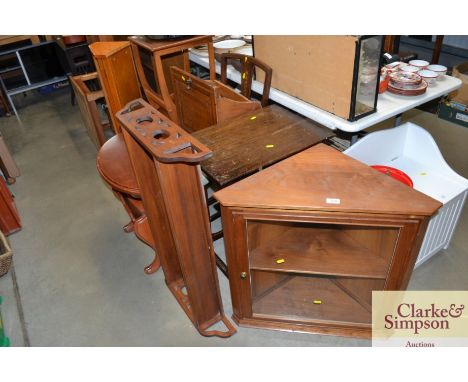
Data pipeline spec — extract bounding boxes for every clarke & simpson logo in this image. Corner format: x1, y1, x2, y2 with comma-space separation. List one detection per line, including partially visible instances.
372, 291, 468, 347
384, 303, 465, 334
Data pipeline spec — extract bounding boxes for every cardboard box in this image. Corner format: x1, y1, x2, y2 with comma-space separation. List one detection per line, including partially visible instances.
438, 99, 468, 128
450, 62, 468, 105
253, 36, 383, 121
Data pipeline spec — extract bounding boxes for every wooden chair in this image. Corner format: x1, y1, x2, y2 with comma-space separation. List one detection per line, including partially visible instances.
171, 66, 261, 133
96, 134, 160, 275
220, 53, 273, 107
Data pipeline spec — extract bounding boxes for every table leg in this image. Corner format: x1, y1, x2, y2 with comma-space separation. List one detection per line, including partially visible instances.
350, 134, 359, 145
394, 113, 403, 127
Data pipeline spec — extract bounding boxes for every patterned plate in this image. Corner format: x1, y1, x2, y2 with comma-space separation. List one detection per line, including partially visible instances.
387, 80, 427, 96
389, 71, 422, 86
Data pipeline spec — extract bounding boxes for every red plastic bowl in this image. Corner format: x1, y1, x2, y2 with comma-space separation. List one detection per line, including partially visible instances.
371, 165, 413, 187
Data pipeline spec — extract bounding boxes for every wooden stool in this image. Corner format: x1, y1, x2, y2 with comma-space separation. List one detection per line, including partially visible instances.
96, 134, 160, 274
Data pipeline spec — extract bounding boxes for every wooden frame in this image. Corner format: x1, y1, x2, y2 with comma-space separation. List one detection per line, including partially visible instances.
220, 53, 273, 107
70, 72, 108, 148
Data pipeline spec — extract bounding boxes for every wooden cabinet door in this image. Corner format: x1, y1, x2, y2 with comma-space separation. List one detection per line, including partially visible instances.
222, 207, 428, 329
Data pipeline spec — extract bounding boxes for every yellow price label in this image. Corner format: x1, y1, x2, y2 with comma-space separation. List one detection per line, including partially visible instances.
250, 116, 257, 120
313, 300, 322, 304
266, 144, 275, 148
275, 259, 285, 264
242, 72, 246, 79
181, 75, 186, 81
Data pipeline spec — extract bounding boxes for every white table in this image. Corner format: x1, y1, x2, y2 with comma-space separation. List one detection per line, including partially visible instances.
190, 51, 462, 133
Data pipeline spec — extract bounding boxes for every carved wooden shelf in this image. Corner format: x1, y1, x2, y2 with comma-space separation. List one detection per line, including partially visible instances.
116, 99, 235, 338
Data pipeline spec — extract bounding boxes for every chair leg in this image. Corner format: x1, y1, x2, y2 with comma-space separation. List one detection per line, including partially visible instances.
123, 221, 135, 233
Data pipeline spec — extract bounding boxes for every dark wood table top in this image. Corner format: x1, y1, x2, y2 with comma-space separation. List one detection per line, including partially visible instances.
193, 104, 334, 189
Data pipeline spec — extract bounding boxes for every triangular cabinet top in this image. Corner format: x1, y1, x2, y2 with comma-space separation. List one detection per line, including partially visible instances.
214, 144, 442, 217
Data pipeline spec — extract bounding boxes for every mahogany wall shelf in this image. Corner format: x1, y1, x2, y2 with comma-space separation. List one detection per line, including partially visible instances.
116, 99, 235, 338
215, 144, 441, 338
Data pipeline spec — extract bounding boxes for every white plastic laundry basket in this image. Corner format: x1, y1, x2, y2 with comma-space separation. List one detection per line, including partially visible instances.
344, 122, 468, 267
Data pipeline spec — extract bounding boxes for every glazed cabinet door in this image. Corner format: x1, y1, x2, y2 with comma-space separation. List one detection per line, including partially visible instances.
222, 207, 426, 331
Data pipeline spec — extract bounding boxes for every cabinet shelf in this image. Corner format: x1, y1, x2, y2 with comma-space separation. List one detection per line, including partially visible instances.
248, 222, 398, 279
252, 273, 372, 326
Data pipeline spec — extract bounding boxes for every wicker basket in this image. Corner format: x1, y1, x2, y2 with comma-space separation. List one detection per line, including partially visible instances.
0, 230, 12, 277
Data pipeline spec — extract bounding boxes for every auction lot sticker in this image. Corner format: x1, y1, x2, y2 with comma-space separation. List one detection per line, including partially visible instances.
372, 291, 468, 347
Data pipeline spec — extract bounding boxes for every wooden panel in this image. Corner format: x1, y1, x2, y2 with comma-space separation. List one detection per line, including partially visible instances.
171, 67, 218, 132
90, 41, 141, 132
247, 222, 394, 279
171, 66, 260, 132
214, 144, 442, 216
254, 36, 356, 119
193, 104, 333, 188
220, 206, 254, 320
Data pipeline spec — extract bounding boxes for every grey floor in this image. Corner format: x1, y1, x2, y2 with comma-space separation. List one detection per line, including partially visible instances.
0, 88, 467, 346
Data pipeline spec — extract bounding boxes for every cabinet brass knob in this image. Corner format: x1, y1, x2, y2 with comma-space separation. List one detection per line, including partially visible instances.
240, 272, 247, 279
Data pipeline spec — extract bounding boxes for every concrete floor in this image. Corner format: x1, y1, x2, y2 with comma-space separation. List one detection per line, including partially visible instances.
0, 88, 467, 346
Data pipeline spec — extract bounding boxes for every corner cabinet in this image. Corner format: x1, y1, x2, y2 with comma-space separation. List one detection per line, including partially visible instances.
215, 144, 441, 338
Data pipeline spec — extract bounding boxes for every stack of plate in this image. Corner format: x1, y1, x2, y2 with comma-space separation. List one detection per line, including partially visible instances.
387, 71, 427, 96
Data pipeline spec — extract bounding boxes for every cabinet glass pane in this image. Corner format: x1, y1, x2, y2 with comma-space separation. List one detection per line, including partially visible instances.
251, 271, 383, 325
247, 220, 399, 279
354, 36, 382, 118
